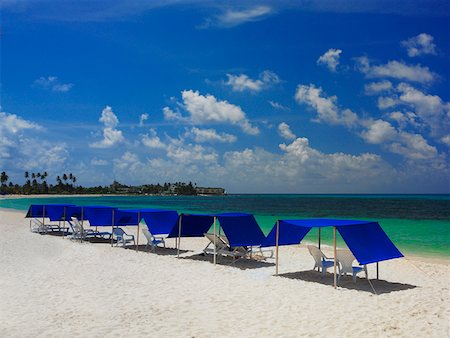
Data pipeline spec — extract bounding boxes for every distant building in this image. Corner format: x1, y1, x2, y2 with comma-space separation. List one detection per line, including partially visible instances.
195, 187, 225, 195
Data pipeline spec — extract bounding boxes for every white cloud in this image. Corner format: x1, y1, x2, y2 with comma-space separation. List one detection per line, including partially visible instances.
203, 5, 273, 28
440, 135, 450, 147
360, 119, 397, 144
167, 142, 218, 164
141, 129, 167, 149
377, 96, 398, 110
139, 113, 149, 126
317, 48, 342, 72
163, 90, 259, 135
401, 33, 437, 57
268, 101, 290, 111
295, 84, 358, 127
90, 106, 125, 148
91, 158, 108, 166
356, 56, 436, 84
225, 70, 280, 92
0, 111, 41, 135
34, 76, 73, 92
189, 127, 236, 143
388, 111, 420, 129
278, 122, 296, 140
364, 80, 393, 95
388, 132, 437, 160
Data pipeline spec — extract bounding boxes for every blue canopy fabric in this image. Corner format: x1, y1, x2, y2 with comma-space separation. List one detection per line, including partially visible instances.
25, 205, 48, 218
337, 222, 404, 264
263, 220, 312, 247
264, 218, 403, 264
115, 210, 140, 226
83, 206, 117, 226
45, 204, 76, 222
216, 213, 266, 247
66, 206, 83, 220
140, 209, 179, 235
167, 214, 214, 238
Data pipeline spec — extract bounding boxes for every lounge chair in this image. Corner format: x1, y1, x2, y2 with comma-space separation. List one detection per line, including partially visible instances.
142, 227, 165, 251
336, 249, 368, 283
219, 234, 274, 259
203, 233, 250, 263
30, 219, 61, 234
307, 245, 335, 275
112, 228, 135, 247
67, 219, 111, 241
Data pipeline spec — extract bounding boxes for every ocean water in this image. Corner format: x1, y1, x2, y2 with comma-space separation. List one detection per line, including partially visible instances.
1, 194, 449, 258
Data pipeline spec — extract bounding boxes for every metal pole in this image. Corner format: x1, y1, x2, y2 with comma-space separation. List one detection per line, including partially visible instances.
318, 228, 321, 249
62, 206, 66, 237
136, 211, 140, 252
177, 214, 182, 258
376, 262, 379, 280
275, 220, 280, 276
111, 209, 115, 247
213, 216, 217, 265
42, 205, 45, 233
333, 226, 337, 289
80, 207, 84, 243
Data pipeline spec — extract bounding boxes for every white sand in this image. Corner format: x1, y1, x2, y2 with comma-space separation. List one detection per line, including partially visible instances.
0, 209, 449, 338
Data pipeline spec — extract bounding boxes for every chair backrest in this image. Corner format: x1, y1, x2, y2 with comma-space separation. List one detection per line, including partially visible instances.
307, 245, 326, 266
336, 249, 356, 274
113, 227, 125, 237
204, 233, 228, 251
142, 227, 154, 242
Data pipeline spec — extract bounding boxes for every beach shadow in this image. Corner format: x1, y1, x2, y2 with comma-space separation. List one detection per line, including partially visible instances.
182, 253, 275, 270
278, 270, 417, 294
124, 244, 190, 256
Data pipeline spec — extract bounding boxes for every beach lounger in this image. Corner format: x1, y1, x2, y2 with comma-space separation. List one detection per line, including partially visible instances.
142, 227, 166, 251
307, 245, 335, 275
220, 234, 274, 259
336, 249, 368, 283
112, 228, 135, 247
203, 233, 250, 263
30, 219, 61, 234
68, 219, 111, 241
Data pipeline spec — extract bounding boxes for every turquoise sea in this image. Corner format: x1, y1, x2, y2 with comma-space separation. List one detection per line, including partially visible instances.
1, 194, 449, 258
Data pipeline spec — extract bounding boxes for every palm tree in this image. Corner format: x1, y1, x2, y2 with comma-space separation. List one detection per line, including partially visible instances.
0, 171, 8, 186
62, 173, 68, 183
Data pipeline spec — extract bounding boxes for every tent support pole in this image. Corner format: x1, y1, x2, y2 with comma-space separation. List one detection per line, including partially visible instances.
80, 207, 84, 243
333, 226, 337, 289
62, 206, 66, 237
376, 262, 379, 280
42, 205, 45, 233
136, 211, 140, 252
111, 209, 115, 247
177, 214, 182, 258
213, 216, 217, 265
318, 228, 321, 249
275, 220, 280, 276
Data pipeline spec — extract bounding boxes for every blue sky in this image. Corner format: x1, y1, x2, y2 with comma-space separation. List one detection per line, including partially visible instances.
1, 0, 449, 193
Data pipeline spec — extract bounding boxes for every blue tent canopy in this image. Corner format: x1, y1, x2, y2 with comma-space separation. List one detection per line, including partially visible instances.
139, 209, 179, 235
216, 213, 266, 247
167, 214, 214, 238
83, 206, 117, 226
25, 204, 48, 218
45, 204, 76, 222
66, 206, 83, 220
115, 210, 140, 226
264, 218, 403, 265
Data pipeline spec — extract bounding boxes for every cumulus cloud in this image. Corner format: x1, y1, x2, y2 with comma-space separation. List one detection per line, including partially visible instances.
91, 158, 108, 166
90, 106, 125, 148
34, 76, 74, 92
201, 5, 273, 28
225, 70, 280, 92
360, 119, 397, 144
364, 80, 393, 95
268, 101, 290, 111
377, 96, 398, 110
295, 84, 358, 127
355, 56, 437, 84
278, 122, 296, 140
317, 48, 342, 72
163, 90, 259, 135
139, 113, 149, 126
141, 129, 166, 149
401, 33, 437, 57
189, 127, 236, 143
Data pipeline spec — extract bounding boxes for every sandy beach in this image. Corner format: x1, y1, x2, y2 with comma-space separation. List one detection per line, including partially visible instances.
0, 208, 449, 338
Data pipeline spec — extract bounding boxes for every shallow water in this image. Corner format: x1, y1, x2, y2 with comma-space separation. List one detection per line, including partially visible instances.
1, 194, 449, 258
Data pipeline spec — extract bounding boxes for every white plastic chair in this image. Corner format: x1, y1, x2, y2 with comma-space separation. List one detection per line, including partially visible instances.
142, 228, 165, 251
307, 245, 335, 275
112, 228, 135, 247
336, 249, 368, 283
